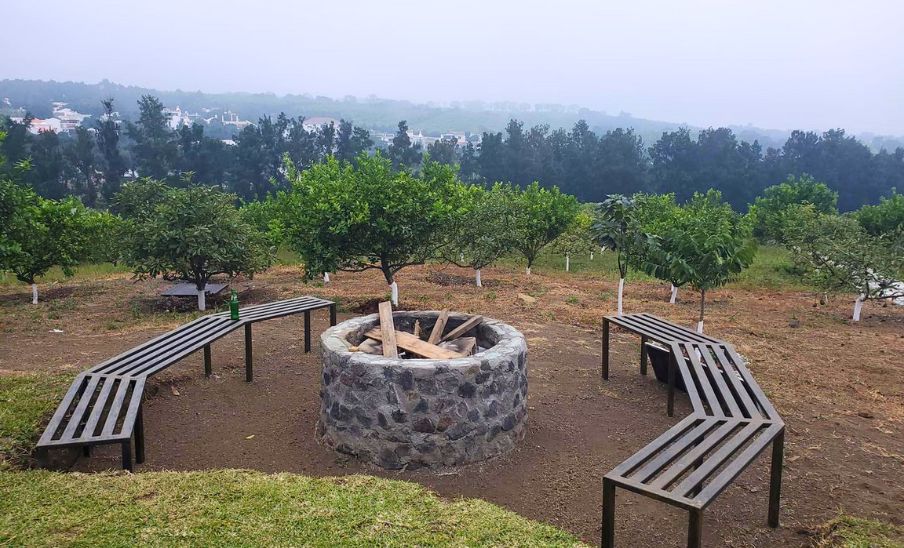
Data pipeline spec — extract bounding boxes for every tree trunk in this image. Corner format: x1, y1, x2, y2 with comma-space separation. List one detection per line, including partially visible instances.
565, 254, 570, 272
617, 277, 625, 316
390, 281, 399, 306
475, 268, 482, 287
590, 250, 594, 261
670, 284, 678, 304
852, 293, 865, 321
32, 283, 38, 305
526, 266, 531, 276
697, 289, 706, 333
323, 272, 330, 283
197, 286, 207, 311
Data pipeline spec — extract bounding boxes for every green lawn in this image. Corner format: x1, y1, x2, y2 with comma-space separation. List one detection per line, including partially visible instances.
0, 470, 582, 547
815, 515, 904, 547
0, 373, 75, 470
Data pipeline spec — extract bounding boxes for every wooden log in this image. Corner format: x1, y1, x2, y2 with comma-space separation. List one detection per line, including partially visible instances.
357, 338, 383, 355
440, 336, 476, 356
366, 329, 464, 359
378, 301, 398, 358
427, 309, 450, 344
441, 315, 483, 342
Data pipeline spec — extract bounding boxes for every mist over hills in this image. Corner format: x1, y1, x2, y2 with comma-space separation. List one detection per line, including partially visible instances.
4, 78, 902, 152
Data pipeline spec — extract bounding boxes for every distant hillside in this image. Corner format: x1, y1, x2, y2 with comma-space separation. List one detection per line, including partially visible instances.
2, 78, 903, 151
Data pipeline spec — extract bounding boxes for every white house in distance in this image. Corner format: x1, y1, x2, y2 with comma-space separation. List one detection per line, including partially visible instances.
10, 116, 63, 134
302, 116, 340, 132
52, 102, 91, 132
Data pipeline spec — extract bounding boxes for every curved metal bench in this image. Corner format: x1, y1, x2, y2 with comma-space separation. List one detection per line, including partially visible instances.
601, 316, 784, 548
37, 296, 336, 471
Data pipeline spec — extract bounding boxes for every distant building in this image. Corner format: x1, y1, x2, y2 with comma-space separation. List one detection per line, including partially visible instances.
51, 102, 91, 132
221, 110, 252, 130
11, 117, 63, 134
163, 105, 198, 129
302, 116, 339, 132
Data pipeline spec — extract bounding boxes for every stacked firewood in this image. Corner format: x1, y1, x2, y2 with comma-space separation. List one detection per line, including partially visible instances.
349, 302, 482, 359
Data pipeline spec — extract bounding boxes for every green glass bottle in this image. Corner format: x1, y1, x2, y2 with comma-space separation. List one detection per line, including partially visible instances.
229, 289, 240, 320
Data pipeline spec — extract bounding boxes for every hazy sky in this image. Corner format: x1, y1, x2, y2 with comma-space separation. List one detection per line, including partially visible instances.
3, 0, 902, 134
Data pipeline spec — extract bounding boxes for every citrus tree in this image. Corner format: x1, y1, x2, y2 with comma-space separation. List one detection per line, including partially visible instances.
551, 207, 595, 272
592, 194, 652, 315
632, 192, 683, 302
0, 183, 89, 304
441, 182, 516, 286
82, 210, 127, 265
643, 190, 756, 332
280, 153, 461, 304
784, 206, 904, 321
749, 175, 838, 243
121, 182, 273, 310
854, 189, 903, 237
511, 182, 579, 276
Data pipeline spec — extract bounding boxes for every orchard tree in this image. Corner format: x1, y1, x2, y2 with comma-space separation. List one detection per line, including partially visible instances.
749, 175, 838, 243
784, 206, 904, 321
551, 208, 595, 272
0, 186, 88, 304
82, 210, 126, 265
646, 190, 756, 332
592, 194, 651, 315
511, 182, 579, 276
633, 192, 684, 303
121, 183, 273, 310
442, 182, 516, 286
854, 189, 903, 237
280, 153, 460, 305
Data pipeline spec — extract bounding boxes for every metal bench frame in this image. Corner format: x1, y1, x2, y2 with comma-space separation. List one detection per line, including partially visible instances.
37, 296, 336, 471
600, 314, 784, 548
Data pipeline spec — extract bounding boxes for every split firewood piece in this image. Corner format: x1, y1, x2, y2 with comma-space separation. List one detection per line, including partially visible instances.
441, 315, 483, 342
366, 329, 464, 359
427, 309, 450, 344
357, 338, 383, 355
378, 301, 398, 358
413, 319, 422, 339
440, 336, 476, 356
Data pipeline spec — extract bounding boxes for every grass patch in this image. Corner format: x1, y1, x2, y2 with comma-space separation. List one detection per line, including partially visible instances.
0, 470, 584, 546
814, 515, 904, 547
0, 373, 74, 469
0, 262, 129, 287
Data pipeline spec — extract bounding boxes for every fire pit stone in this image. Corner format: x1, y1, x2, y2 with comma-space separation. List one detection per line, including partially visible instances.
317, 310, 528, 469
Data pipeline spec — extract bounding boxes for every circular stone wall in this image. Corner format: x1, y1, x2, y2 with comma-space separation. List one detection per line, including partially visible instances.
317, 311, 528, 469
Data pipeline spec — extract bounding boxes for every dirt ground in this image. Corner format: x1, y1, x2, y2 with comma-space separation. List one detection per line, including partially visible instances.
1, 264, 902, 547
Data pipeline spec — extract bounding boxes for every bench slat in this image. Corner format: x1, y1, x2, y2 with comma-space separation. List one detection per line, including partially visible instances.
673, 420, 765, 499
630, 419, 724, 484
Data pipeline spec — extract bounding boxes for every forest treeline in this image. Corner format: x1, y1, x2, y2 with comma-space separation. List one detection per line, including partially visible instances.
1, 95, 902, 211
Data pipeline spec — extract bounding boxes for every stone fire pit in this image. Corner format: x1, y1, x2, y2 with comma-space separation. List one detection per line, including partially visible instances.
317, 311, 528, 469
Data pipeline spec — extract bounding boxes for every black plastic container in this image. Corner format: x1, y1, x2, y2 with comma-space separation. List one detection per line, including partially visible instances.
646, 343, 686, 392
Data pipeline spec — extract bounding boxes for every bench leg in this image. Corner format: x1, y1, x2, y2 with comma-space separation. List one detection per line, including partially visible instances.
601, 478, 616, 548
688, 509, 703, 548
203, 344, 212, 377
122, 440, 133, 472
135, 405, 146, 464
602, 318, 610, 380
245, 323, 253, 382
667, 353, 676, 417
329, 303, 337, 326
640, 335, 648, 375
304, 310, 312, 353
768, 427, 785, 528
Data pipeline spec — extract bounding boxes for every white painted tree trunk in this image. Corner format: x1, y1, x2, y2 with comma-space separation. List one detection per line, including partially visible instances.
390, 281, 399, 306
32, 283, 38, 305
475, 268, 482, 287
565, 254, 570, 272
197, 287, 207, 311
852, 293, 865, 321
323, 272, 330, 283
526, 266, 531, 276
670, 284, 678, 304
590, 250, 594, 261
697, 320, 704, 333
617, 277, 624, 316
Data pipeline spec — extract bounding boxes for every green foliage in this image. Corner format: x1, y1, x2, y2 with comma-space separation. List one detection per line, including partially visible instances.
0, 470, 581, 546
854, 189, 904, 236
121, 184, 272, 290
592, 194, 651, 279
241, 198, 286, 249
442, 182, 517, 271
81, 210, 126, 265
643, 190, 756, 324
551, 207, 595, 258
750, 175, 838, 243
511, 182, 579, 270
111, 178, 171, 220
280, 153, 461, 284
0, 187, 89, 285
783, 206, 904, 302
